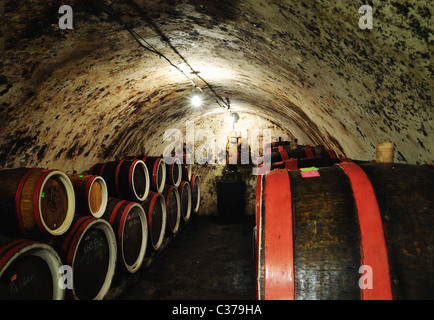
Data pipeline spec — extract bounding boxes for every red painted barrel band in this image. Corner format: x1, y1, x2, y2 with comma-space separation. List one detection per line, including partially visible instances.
118, 202, 135, 250
115, 159, 126, 197
61, 216, 90, 255
33, 169, 56, 235
84, 176, 97, 210
0, 240, 35, 270
279, 150, 289, 161
100, 162, 109, 176
263, 169, 295, 300
304, 146, 314, 158
327, 150, 337, 158
285, 158, 298, 170
14, 168, 38, 236
128, 160, 137, 197
109, 200, 127, 225
147, 194, 159, 226
152, 159, 161, 190
337, 162, 392, 300
66, 216, 95, 263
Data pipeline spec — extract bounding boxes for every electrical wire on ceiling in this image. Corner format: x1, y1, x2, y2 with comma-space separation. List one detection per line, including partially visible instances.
89, 0, 231, 110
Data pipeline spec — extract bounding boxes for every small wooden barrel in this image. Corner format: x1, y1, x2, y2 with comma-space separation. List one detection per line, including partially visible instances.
163, 185, 181, 235
0, 168, 75, 238
255, 163, 434, 300
141, 191, 167, 251
0, 236, 64, 300
141, 156, 166, 193
178, 181, 192, 222
68, 174, 108, 218
165, 157, 182, 187
190, 173, 201, 214
102, 198, 148, 273
50, 215, 117, 300
89, 160, 149, 202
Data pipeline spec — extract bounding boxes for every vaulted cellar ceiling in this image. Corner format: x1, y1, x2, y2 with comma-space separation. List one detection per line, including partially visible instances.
0, 0, 432, 173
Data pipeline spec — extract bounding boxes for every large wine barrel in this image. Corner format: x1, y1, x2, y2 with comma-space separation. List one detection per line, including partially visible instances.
190, 173, 201, 214
89, 160, 149, 202
50, 216, 117, 300
68, 174, 108, 218
165, 157, 182, 187
255, 163, 434, 300
178, 181, 192, 222
141, 191, 167, 251
0, 168, 75, 238
163, 185, 181, 235
0, 236, 64, 300
102, 198, 148, 273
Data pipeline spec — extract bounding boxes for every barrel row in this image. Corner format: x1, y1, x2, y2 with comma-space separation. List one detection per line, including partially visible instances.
88, 155, 193, 201
0, 164, 201, 300
255, 163, 434, 300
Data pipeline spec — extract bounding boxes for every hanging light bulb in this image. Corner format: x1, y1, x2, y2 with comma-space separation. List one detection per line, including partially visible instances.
225, 111, 240, 125
191, 94, 203, 107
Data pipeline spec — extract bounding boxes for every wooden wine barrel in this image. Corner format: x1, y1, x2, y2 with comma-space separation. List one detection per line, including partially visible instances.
163, 185, 181, 235
0, 236, 64, 300
165, 157, 182, 187
190, 173, 201, 214
68, 174, 108, 218
255, 163, 434, 300
141, 191, 167, 251
89, 159, 149, 202
134, 156, 166, 193
102, 198, 148, 273
0, 168, 75, 238
178, 181, 192, 222
50, 215, 117, 300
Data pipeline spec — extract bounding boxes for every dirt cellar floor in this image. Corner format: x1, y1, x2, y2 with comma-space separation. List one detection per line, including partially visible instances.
121, 215, 256, 300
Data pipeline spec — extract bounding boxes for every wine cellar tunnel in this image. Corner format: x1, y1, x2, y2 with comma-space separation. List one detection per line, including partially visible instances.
0, 0, 433, 300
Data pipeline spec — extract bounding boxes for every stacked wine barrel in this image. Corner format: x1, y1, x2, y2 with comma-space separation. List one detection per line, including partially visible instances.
255, 139, 434, 300
0, 155, 202, 300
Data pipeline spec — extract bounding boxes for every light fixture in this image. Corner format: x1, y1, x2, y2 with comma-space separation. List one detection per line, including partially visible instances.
226, 111, 240, 125
191, 94, 203, 107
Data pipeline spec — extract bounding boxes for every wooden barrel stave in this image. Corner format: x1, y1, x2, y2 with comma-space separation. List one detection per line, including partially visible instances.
256, 163, 434, 300
0, 235, 64, 300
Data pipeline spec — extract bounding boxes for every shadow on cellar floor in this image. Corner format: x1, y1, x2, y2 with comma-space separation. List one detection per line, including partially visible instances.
122, 215, 256, 300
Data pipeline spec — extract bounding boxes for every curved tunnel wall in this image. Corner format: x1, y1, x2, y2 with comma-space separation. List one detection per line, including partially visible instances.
1, 0, 432, 214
